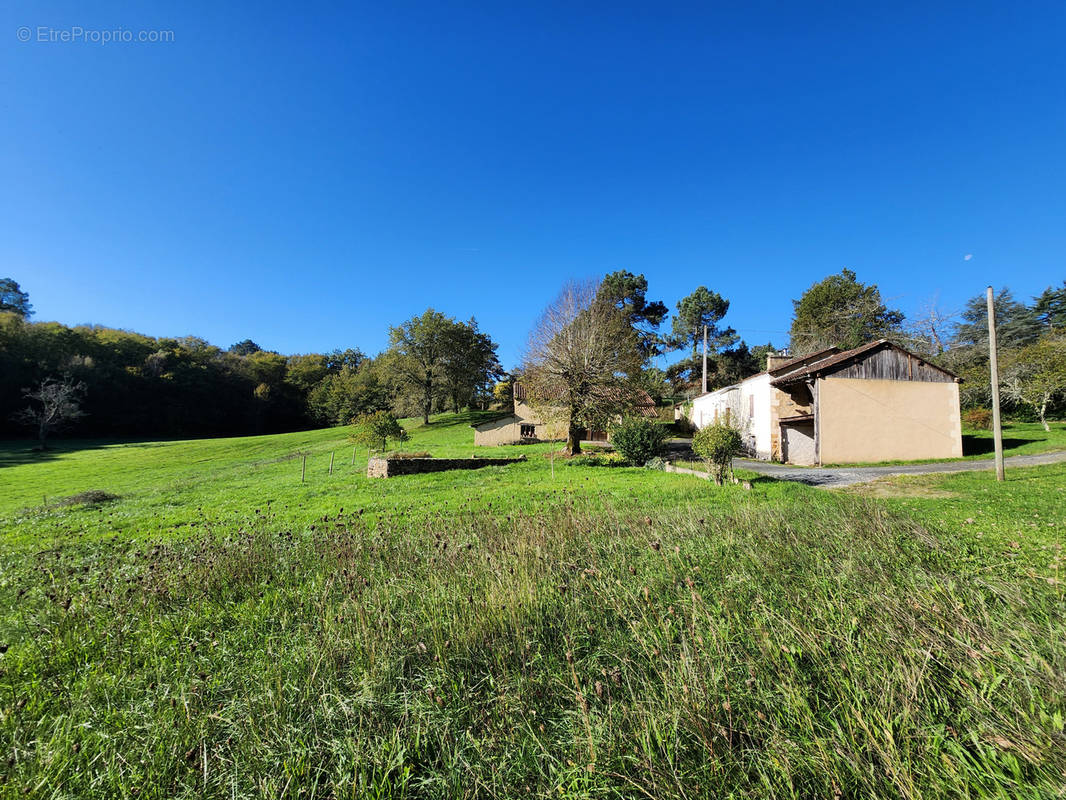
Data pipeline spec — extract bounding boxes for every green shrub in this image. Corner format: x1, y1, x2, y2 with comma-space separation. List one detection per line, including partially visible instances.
566, 452, 628, 468
610, 417, 669, 466
349, 411, 409, 453
692, 423, 744, 485
385, 451, 432, 460
645, 456, 668, 471
962, 408, 993, 430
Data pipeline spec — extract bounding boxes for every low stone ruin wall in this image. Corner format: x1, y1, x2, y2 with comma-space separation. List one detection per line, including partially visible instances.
367, 456, 526, 478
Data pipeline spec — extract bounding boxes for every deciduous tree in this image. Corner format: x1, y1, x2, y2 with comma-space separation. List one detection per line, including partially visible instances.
440, 318, 502, 413
386, 310, 455, 425
13, 376, 86, 448
1002, 336, 1066, 431
522, 279, 643, 455
348, 410, 408, 453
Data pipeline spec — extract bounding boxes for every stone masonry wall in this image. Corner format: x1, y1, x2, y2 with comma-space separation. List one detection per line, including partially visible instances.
367, 456, 526, 478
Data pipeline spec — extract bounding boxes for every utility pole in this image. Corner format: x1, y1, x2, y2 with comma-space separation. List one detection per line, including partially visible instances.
701, 325, 708, 394
986, 286, 1005, 481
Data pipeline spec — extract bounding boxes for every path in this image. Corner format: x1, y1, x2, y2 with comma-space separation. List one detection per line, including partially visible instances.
663, 440, 1066, 488
736, 451, 1066, 487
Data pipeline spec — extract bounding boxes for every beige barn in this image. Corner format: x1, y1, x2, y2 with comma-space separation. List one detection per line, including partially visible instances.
472, 382, 656, 446
684, 340, 963, 465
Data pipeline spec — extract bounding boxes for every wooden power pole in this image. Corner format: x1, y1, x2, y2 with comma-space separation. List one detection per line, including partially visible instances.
986, 286, 1005, 481
701, 325, 708, 394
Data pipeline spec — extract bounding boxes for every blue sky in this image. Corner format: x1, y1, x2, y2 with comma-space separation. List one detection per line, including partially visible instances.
3, 1, 1064, 369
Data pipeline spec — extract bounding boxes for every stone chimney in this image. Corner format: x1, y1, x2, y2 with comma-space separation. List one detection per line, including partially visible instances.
765, 352, 792, 371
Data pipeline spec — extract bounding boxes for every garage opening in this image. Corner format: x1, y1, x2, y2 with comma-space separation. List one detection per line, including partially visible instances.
780, 416, 815, 465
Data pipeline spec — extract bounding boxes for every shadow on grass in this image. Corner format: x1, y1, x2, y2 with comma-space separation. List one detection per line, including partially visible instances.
0, 437, 183, 470
415, 410, 505, 428
962, 435, 1035, 457
0, 443, 70, 469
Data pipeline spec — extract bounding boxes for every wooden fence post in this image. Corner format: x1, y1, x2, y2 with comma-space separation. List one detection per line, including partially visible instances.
301, 455, 306, 483
351, 447, 356, 466
329, 451, 335, 475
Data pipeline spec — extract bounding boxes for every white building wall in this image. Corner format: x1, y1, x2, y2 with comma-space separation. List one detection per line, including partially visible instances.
739, 373, 772, 459
688, 386, 741, 429
686, 373, 773, 460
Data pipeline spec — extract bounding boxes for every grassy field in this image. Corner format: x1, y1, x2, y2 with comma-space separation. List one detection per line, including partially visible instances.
1, 415, 1064, 798
0, 412, 806, 547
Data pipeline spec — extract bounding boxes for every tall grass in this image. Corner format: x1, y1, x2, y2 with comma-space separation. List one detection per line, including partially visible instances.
2, 498, 1063, 798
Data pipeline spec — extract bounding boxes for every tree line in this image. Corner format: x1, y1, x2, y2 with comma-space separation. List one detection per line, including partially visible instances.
0, 280, 503, 443
3, 269, 1064, 444
787, 269, 1066, 427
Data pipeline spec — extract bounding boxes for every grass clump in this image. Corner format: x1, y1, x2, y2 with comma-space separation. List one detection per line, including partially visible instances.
52, 489, 120, 507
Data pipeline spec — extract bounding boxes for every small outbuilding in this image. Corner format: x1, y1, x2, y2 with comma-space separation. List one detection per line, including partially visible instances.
683, 340, 963, 465
472, 381, 657, 446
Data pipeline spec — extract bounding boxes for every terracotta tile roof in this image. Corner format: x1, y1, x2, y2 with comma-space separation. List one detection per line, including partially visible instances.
766, 346, 842, 376
514, 381, 658, 416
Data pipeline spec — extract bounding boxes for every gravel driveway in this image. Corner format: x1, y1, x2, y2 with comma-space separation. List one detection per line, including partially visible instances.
664, 440, 1066, 488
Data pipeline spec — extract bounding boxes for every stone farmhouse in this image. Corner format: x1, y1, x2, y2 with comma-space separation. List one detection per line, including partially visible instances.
473, 381, 657, 446
681, 340, 963, 466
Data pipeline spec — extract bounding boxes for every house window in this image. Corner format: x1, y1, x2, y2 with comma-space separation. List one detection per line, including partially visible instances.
520, 424, 536, 438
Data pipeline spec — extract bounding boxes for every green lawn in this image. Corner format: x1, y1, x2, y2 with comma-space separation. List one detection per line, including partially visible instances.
0, 412, 805, 547
1, 415, 1064, 798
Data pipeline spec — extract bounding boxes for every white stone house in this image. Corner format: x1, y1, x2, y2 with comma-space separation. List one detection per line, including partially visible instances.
681, 341, 963, 466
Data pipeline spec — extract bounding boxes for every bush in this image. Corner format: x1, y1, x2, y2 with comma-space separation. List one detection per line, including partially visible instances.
349, 411, 408, 453
610, 417, 669, 466
644, 456, 668, 471
565, 452, 628, 468
962, 408, 993, 431
692, 423, 744, 485
385, 451, 432, 460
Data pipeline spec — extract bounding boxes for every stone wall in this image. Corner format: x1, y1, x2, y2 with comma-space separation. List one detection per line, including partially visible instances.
367, 456, 526, 478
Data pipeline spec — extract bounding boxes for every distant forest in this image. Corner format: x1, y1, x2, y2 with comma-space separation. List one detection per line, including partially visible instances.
2, 270, 1063, 440
0, 306, 502, 439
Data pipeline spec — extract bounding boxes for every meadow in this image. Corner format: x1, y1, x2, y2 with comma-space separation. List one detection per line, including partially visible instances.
1, 415, 1064, 798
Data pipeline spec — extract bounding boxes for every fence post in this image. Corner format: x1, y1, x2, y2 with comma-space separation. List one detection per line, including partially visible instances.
329, 451, 335, 475
351, 447, 356, 466
301, 455, 306, 483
